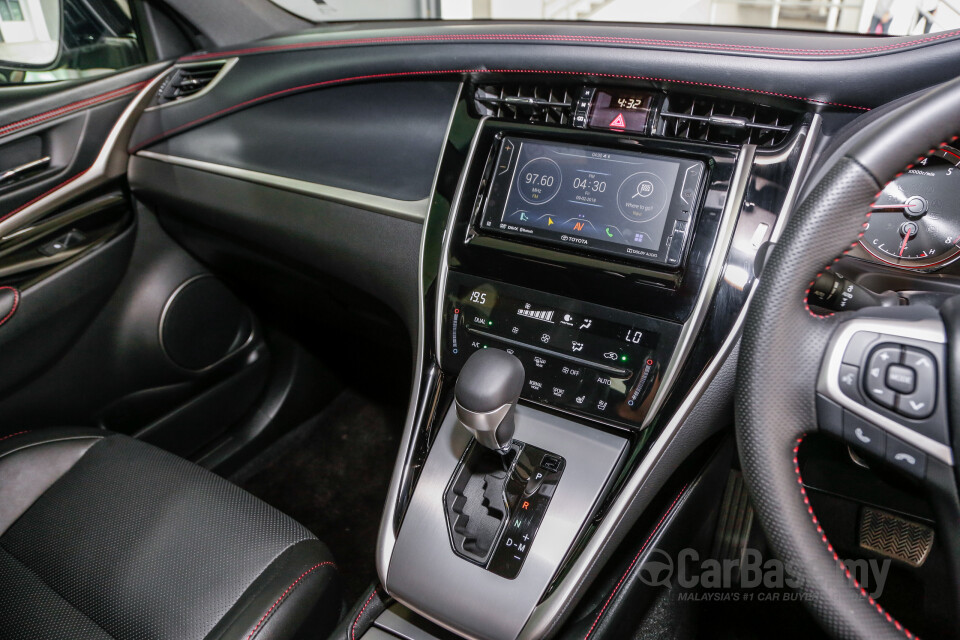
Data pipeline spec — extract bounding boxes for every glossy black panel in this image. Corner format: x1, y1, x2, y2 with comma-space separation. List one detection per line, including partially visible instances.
443, 273, 682, 431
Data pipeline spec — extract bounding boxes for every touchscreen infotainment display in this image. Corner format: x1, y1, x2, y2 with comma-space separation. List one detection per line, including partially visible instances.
478, 137, 705, 266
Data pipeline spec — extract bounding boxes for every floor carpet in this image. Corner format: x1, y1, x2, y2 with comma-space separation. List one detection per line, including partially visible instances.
230, 388, 404, 603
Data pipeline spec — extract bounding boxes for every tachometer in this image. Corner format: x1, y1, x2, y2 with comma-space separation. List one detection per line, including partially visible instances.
861, 146, 960, 269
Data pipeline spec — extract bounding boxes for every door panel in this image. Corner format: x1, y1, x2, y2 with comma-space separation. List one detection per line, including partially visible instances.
0, 205, 268, 455
0, 63, 309, 461
0, 64, 168, 236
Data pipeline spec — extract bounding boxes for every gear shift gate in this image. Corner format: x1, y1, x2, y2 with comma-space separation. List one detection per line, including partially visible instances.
443, 439, 565, 579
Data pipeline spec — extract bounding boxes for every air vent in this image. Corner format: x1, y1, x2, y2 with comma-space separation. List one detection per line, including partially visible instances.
658, 94, 797, 147
156, 61, 230, 105
473, 84, 575, 125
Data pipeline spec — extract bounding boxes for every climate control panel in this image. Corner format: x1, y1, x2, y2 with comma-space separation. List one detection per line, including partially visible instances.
442, 272, 682, 430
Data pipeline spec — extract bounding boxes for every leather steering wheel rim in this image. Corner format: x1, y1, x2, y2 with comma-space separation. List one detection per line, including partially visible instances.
736, 76, 960, 639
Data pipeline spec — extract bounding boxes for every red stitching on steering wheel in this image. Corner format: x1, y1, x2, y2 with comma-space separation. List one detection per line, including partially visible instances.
803, 137, 960, 319
793, 435, 917, 638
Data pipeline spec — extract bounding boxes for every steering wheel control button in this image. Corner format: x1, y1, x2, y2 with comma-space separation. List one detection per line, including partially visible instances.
838, 364, 863, 402
843, 411, 885, 459
863, 345, 902, 408
865, 382, 896, 409
884, 365, 916, 394
893, 348, 937, 420
842, 331, 879, 366
896, 388, 936, 420
885, 438, 927, 479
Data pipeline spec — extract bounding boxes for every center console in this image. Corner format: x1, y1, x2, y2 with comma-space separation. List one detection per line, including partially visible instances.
375, 80, 820, 640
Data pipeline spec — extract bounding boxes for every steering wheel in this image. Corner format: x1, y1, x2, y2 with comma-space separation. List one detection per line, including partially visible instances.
737, 76, 960, 639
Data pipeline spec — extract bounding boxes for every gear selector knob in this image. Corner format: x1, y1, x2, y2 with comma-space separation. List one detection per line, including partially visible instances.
455, 349, 525, 452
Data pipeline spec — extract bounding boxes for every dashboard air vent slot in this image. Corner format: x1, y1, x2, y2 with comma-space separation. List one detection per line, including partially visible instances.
658, 95, 796, 147
156, 62, 229, 105
473, 84, 575, 125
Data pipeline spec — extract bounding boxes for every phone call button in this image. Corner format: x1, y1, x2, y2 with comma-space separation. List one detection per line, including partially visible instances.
886, 438, 927, 479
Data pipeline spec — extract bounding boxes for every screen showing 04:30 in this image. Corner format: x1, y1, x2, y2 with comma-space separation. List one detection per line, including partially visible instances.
480, 137, 703, 264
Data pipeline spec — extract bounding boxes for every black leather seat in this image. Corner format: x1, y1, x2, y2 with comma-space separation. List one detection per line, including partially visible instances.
0, 428, 342, 640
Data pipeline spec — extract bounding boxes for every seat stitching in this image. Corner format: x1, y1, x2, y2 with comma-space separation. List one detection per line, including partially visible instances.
245, 561, 337, 640
351, 587, 379, 640
0, 286, 20, 327
583, 483, 689, 640
0, 430, 29, 443
793, 435, 917, 638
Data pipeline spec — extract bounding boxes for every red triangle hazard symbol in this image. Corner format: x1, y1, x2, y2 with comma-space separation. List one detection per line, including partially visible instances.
609, 113, 626, 128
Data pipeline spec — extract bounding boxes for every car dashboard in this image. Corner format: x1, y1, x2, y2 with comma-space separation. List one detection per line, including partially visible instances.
114, 21, 960, 640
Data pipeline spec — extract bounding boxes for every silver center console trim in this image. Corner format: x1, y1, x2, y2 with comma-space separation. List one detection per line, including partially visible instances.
386, 405, 628, 640
639, 144, 755, 426
377, 83, 463, 585
816, 317, 954, 465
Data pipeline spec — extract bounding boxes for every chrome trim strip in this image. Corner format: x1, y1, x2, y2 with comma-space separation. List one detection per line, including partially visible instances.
0, 156, 51, 184
135, 151, 430, 222
0, 65, 171, 238
770, 114, 822, 242
434, 116, 489, 361
142, 58, 239, 112
817, 318, 954, 465
377, 83, 463, 587
640, 144, 755, 427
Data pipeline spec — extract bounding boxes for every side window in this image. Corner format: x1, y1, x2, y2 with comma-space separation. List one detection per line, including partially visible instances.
0, 0, 144, 84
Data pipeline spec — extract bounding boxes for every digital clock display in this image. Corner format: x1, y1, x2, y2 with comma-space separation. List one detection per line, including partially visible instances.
614, 96, 649, 111
588, 90, 656, 133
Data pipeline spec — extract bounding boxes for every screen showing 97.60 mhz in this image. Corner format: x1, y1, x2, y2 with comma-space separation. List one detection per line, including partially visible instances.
479, 137, 704, 266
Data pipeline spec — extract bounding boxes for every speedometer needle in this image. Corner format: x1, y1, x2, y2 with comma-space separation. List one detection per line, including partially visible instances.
899, 228, 913, 257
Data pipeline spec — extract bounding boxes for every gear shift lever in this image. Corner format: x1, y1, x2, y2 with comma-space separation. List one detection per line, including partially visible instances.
455, 349, 525, 453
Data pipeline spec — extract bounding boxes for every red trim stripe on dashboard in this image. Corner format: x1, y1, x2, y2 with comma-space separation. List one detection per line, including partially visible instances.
130, 67, 868, 153
179, 29, 960, 63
